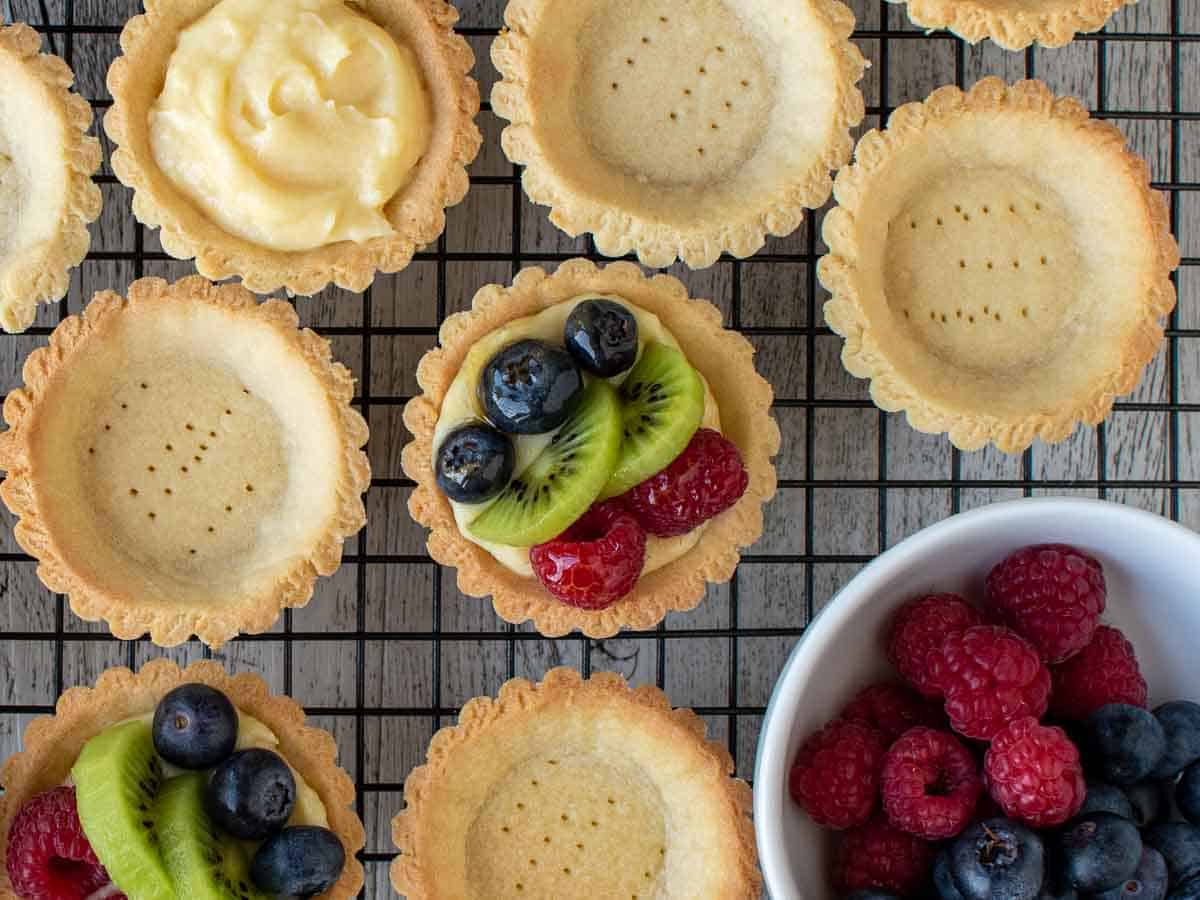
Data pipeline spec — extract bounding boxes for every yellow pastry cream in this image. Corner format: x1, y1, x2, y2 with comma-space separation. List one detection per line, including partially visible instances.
432, 295, 722, 578
149, 0, 431, 252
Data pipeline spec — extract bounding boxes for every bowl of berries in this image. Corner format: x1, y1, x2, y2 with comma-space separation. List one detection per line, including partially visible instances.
754, 497, 1200, 900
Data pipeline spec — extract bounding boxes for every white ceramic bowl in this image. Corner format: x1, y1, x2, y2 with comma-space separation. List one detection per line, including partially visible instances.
754, 497, 1200, 900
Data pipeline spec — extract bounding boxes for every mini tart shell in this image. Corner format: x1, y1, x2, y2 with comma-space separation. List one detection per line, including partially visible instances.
104, 0, 481, 297
391, 667, 761, 898
818, 78, 1179, 454
0, 23, 102, 334
886, 0, 1133, 50
0, 275, 371, 647
0, 659, 365, 899
491, 0, 867, 269
402, 259, 780, 637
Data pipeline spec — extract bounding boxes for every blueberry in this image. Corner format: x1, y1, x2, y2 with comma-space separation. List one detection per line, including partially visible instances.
434, 423, 514, 504
1093, 848, 1170, 900
1082, 782, 1137, 820
479, 339, 583, 434
936, 847, 967, 900
1169, 876, 1200, 900
1038, 864, 1078, 900
563, 298, 639, 377
1085, 705, 1168, 786
251, 825, 345, 896
950, 818, 1045, 900
1058, 812, 1143, 892
151, 683, 237, 770
1154, 703, 1200, 780
1126, 781, 1171, 828
206, 748, 295, 840
1144, 824, 1200, 887
1180, 763, 1200, 825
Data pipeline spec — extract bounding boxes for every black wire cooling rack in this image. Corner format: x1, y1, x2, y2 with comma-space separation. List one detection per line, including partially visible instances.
0, 0, 1197, 895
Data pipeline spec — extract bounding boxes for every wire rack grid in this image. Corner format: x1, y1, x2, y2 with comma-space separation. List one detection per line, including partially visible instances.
0, 0, 1198, 895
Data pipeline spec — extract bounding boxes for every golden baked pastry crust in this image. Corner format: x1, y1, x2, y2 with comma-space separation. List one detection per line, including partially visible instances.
492, 0, 866, 269
391, 667, 761, 899
0, 659, 365, 899
0, 275, 371, 647
105, 0, 481, 296
0, 23, 102, 333
886, 0, 1134, 50
819, 78, 1179, 454
402, 259, 780, 637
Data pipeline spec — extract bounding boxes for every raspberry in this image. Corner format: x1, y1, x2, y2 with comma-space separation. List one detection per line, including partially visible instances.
1049, 624, 1148, 720
529, 500, 646, 610
5, 787, 120, 900
842, 682, 945, 743
985, 717, 1086, 828
985, 544, 1106, 664
789, 719, 886, 830
887, 594, 983, 698
881, 727, 982, 840
932, 625, 1052, 741
834, 815, 934, 897
621, 428, 748, 537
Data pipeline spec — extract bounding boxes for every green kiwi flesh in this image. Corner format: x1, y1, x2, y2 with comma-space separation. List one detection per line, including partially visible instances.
71, 719, 174, 900
156, 773, 269, 900
600, 341, 704, 499
468, 379, 622, 546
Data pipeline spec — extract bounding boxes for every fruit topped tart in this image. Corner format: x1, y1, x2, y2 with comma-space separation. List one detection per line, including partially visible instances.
0, 23, 101, 334
392, 667, 762, 898
104, 0, 481, 297
0, 660, 365, 899
403, 259, 779, 636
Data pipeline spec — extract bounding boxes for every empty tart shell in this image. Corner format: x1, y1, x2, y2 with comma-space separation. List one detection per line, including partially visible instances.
392, 667, 761, 899
0, 659, 365, 899
819, 78, 1179, 454
402, 258, 780, 637
492, 0, 866, 269
0, 275, 370, 647
0, 23, 102, 334
105, 0, 481, 296
885, 0, 1134, 50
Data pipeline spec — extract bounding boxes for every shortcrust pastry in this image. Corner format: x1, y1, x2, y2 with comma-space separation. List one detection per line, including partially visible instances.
492, 0, 867, 269
0, 23, 102, 334
819, 78, 1179, 454
402, 259, 780, 637
392, 668, 761, 899
886, 0, 1136, 50
106, 0, 481, 296
0, 276, 370, 647
0, 659, 366, 899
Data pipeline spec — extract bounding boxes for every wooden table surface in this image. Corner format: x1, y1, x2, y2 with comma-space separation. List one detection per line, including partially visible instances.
0, 0, 1197, 895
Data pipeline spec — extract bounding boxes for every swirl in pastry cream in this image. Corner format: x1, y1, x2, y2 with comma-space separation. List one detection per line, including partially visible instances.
433, 295, 722, 578
149, 0, 431, 252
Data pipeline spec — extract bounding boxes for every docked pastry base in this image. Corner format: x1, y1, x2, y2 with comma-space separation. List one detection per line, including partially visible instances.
818, 78, 1179, 453
492, 0, 866, 268
402, 258, 780, 637
105, 0, 481, 296
392, 667, 761, 899
0, 276, 371, 647
0, 23, 102, 333
886, 0, 1135, 50
0, 659, 365, 899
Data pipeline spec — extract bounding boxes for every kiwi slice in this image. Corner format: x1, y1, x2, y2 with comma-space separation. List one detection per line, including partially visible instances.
156, 773, 269, 900
71, 719, 174, 900
600, 341, 705, 499
468, 379, 622, 546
